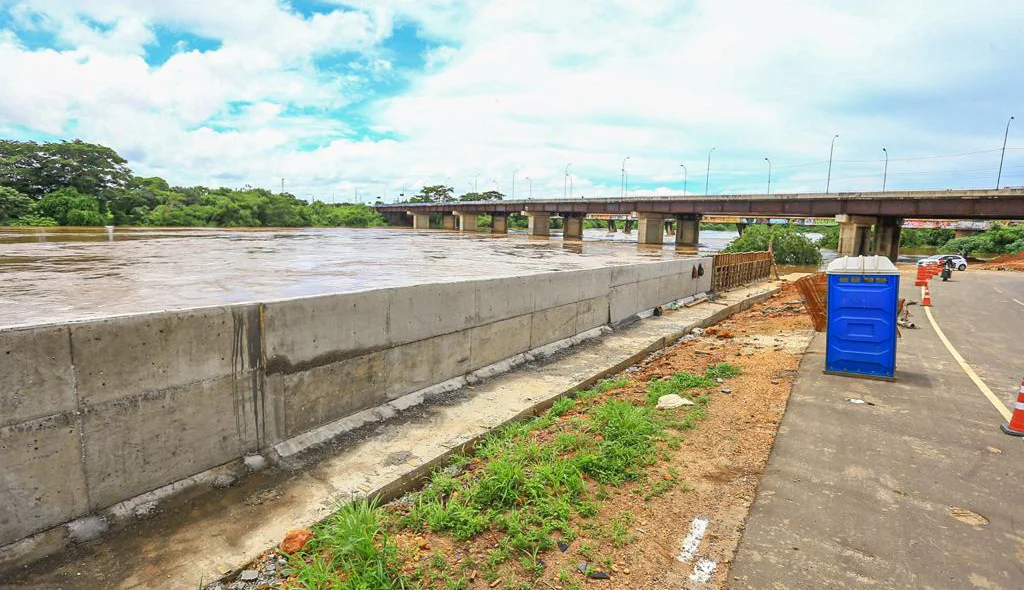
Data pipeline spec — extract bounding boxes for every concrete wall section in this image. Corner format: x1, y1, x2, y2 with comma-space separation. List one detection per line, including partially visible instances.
1, 257, 716, 555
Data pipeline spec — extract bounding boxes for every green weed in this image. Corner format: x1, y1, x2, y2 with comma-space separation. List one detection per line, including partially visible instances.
577, 376, 630, 399
646, 372, 714, 405
705, 362, 742, 380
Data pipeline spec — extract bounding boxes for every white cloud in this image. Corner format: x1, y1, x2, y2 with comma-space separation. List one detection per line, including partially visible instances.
2, 0, 1024, 200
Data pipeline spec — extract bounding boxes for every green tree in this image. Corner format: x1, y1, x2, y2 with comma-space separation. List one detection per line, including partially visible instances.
941, 224, 1024, 255
0, 139, 131, 199
0, 186, 33, 224
32, 187, 109, 226
725, 224, 822, 265
410, 185, 455, 203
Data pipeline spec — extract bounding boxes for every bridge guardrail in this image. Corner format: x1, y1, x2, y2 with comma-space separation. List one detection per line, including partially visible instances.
711, 251, 774, 292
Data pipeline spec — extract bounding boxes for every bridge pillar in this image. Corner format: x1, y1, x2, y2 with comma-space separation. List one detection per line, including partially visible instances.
409, 212, 431, 230
954, 227, 984, 239
675, 214, 701, 247
736, 222, 747, 235
491, 214, 508, 234
456, 212, 477, 232
526, 212, 550, 237
872, 216, 902, 262
441, 214, 457, 230
562, 215, 584, 240
607, 219, 617, 233
836, 214, 876, 257
637, 214, 667, 245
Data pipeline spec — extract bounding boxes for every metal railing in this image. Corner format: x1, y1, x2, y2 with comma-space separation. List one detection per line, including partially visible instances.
711, 251, 775, 292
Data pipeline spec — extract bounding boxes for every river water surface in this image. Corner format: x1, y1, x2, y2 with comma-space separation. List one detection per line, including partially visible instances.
1, 226, 758, 328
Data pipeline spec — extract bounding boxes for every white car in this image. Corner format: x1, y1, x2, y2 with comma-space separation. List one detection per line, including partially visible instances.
917, 254, 967, 271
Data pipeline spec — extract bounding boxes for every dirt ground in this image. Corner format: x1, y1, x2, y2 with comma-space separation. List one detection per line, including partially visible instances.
974, 250, 1024, 271
530, 284, 814, 590
395, 285, 814, 590
239, 284, 815, 590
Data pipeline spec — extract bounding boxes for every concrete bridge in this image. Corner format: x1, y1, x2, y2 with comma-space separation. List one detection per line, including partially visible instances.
375, 188, 1024, 260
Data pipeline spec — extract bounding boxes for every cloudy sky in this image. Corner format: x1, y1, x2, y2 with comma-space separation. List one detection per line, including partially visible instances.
1, 0, 1022, 201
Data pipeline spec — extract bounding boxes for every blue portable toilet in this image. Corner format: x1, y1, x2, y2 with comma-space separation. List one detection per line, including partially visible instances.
825, 255, 900, 380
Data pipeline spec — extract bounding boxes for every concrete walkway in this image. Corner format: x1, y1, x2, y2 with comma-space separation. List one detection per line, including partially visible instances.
4, 283, 778, 590
730, 273, 1024, 589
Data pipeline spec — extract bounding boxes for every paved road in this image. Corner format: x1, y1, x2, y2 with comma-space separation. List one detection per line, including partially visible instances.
730, 270, 1024, 589
926, 269, 1024, 410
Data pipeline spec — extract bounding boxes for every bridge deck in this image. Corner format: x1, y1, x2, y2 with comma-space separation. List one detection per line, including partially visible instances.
376, 189, 1024, 219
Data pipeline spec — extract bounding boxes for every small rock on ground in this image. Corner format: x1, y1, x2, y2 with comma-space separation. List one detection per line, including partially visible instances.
656, 394, 695, 409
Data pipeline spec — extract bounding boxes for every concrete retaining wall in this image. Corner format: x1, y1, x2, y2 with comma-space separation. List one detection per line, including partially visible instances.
0, 258, 711, 553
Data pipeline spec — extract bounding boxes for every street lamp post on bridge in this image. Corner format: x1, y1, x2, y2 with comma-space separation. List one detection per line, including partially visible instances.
564, 164, 571, 199
764, 157, 772, 195
680, 163, 687, 194
526, 177, 532, 198
998, 115, 1015, 189
621, 156, 630, 197
826, 134, 839, 194
882, 148, 888, 192
705, 147, 715, 196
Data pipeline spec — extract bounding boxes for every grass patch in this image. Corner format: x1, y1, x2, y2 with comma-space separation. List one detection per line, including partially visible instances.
287, 367, 713, 588
577, 376, 630, 399
705, 362, 742, 380
288, 498, 410, 589
646, 372, 715, 405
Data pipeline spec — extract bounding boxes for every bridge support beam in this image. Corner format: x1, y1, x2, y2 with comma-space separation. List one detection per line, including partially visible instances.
607, 219, 617, 232
637, 214, 668, 245
456, 212, 477, 232
562, 215, 584, 240
409, 212, 431, 230
440, 214, 456, 230
736, 222, 748, 235
526, 213, 550, 237
623, 219, 634, 234
872, 216, 902, 262
675, 214, 701, 248
491, 214, 508, 234
836, 214, 876, 257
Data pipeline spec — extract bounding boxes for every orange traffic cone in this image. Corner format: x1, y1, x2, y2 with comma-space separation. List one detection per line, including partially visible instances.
1001, 378, 1024, 437
922, 286, 932, 307
914, 265, 929, 287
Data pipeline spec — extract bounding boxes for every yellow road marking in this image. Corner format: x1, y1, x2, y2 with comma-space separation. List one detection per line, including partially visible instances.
922, 286, 1012, 422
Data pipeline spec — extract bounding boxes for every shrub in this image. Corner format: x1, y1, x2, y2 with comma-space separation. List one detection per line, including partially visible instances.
725, 225, 822, 265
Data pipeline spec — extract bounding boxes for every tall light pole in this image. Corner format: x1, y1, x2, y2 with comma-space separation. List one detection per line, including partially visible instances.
826, 134, 839, 194
705, 147, 715, 196
281, 178, 285, 194
512, 168, 519, 199
680, 163, 687, 194
526, 177, 532, 198
620, 156, 630, 197
764, 157, 772, 195
997, 115, 1015, 189
564, 164, 571, 198
881, 148, 888, 192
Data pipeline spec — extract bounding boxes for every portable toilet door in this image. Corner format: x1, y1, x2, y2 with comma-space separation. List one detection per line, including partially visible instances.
825, 255, 901, 380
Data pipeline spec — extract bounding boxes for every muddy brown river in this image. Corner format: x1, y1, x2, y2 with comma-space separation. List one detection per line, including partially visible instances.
1, 226, 754, 328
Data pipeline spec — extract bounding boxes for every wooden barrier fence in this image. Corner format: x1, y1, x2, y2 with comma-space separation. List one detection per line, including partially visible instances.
711, 251, 775, 292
